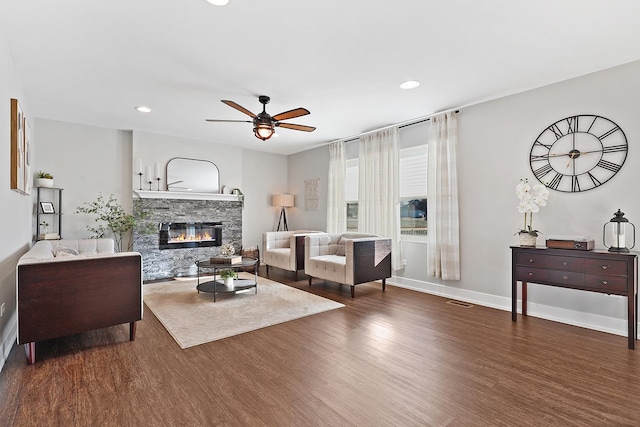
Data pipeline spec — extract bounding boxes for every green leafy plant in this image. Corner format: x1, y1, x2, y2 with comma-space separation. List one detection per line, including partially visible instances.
76, 194, 155, 252
219, 269, 237, 280
36, 171, 53, 179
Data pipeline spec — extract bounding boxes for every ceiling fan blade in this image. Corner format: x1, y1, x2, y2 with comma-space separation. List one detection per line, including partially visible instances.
205, 119, 252, 123
221, 100, 257, 118
272, 108, 310, 122
277, 122, 316, 132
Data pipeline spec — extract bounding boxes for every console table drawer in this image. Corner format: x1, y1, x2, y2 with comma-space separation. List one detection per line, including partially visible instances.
585, 274, 627, 293
515, 266, 548, 282
548, 270, 584, 286
516, 253, 549, 268
584, 259, 628, 276
547, 256, 585, 272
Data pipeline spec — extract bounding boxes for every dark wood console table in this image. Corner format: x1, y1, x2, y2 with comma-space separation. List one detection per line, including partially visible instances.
511, 246, 638, 349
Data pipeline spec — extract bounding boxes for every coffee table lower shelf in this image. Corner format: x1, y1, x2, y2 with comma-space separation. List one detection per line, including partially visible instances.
196, 279, 257, 299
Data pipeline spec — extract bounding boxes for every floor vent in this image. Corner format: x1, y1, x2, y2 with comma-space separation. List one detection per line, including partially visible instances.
446, 300, 474, 308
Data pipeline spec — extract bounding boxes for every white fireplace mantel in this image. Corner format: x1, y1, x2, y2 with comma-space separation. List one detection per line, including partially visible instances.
134, 190, 241, 201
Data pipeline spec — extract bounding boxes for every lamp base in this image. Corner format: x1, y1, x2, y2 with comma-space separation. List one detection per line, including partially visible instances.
277, 207, 288, 231
608, 247, 630, 253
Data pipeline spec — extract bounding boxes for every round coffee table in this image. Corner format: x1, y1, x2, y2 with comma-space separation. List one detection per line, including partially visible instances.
195, 257, 258, 302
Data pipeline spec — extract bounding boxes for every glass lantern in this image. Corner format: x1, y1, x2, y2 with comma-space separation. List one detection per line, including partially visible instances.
603, 209, 635, 253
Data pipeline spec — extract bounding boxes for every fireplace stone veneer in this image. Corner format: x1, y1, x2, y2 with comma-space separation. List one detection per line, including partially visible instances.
133, 196, 242, 281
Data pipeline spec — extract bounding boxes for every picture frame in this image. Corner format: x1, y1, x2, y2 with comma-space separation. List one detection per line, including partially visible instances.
40, 202, 55, 214
10, 98, 28, 195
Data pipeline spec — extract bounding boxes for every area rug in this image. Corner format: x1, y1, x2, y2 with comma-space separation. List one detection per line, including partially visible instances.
143, 273, 344, 348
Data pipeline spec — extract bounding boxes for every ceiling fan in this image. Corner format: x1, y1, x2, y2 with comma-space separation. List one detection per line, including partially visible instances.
206, 95, 316, 141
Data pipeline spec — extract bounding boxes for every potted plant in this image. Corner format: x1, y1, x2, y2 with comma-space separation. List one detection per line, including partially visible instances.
219, 269, 237, 287
76, 194, 155, 252
515, 178, 549, 246
35, 171, 54, 188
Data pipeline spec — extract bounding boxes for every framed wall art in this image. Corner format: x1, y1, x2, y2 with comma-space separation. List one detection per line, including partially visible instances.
10, 98, 29, 195
40, 202, 55, 214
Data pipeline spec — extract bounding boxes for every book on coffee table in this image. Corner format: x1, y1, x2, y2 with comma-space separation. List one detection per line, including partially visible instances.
210, 255, 242, 264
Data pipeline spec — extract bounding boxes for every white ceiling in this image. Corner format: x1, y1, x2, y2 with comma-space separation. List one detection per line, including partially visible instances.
2, 0, 640, 156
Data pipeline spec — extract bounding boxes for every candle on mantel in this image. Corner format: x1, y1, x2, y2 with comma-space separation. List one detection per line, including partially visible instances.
145, 166, 150, 180
138, 158, 143, 174
155, 163, 160, 180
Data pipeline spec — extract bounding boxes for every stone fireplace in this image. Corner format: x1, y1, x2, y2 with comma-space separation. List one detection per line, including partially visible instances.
133, 191, 242, 281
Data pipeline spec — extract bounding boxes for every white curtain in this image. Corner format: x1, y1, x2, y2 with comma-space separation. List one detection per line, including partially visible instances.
427, 111, 460, 280
358, 128, 402, 270
327, 141, 346, 233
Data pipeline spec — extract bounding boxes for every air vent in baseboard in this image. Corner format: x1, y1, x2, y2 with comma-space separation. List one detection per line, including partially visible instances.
446, 300, 473, 308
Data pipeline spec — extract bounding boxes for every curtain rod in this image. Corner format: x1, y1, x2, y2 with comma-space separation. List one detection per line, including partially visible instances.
330, 107, 460, 145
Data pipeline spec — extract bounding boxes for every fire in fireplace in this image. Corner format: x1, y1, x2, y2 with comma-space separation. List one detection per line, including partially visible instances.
159, 222, 222, 250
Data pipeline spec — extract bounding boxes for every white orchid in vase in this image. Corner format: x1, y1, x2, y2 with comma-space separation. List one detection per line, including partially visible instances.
516, 178, 550, 236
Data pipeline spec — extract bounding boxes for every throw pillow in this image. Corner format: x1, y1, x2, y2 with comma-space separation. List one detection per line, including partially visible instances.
335, 237, 346, 256
55, 245, 79, 257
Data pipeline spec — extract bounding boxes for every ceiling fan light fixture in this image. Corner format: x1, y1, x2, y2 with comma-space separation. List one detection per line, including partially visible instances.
135, 105, 152, 113
206, 0, 229, 6
254, 123, 275, 140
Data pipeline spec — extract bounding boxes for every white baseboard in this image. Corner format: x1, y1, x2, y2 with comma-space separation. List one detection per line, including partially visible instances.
1, 311, 17, 373
388, 276, 635, 338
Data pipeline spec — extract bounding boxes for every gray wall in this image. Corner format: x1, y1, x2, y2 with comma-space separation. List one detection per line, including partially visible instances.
0, 31, 33, 369
288, 60, 640, 337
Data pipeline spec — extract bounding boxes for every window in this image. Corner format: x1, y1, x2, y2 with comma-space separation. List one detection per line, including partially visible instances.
399, 145, 427, 236
344, 145, 428, 236
346, 158, 358, 231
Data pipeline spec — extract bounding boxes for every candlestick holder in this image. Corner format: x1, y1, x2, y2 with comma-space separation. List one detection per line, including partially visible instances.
156, 177, 161, 191
148, 180, 153, 191
137, 172, 143, 190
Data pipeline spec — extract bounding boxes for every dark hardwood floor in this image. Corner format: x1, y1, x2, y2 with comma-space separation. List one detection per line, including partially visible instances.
2, 267, 640, 426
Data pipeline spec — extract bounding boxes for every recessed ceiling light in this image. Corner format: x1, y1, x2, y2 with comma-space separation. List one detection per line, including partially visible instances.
206, 0, 229, 5
135, 106, 152, 113
400, 80, 420, 90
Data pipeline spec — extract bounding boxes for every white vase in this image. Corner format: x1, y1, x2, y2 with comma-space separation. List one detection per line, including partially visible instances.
519, 232, 537, 247
224, 277, 234, 288
36, 178, 53, 188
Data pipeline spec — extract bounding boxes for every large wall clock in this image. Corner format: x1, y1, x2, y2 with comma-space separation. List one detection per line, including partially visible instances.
529, 114, 628, 192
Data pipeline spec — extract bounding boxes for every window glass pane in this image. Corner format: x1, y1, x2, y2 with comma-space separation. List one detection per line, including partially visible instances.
400, 145, 427, 236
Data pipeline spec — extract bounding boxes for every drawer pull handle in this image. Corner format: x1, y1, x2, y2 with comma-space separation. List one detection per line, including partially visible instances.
529, 259, 535, 263
601, 265, 608, 270
528, 272, 534, 276
602, 281, 608, 285
563, 262, 568, 266
562, 275, 570, 280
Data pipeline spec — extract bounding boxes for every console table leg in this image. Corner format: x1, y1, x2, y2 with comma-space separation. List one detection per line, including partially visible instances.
628, 292, 635, 350
130, 321, 137, 341
522, 282, 528, 316
24, 342, 36, 365
512, 279, 517, 322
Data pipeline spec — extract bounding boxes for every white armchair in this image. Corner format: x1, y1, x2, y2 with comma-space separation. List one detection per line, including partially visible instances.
305, 232, 392, 298
262, 230, 322, 280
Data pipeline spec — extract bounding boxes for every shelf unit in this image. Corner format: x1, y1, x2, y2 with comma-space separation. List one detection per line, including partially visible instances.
35, 186, 63, 241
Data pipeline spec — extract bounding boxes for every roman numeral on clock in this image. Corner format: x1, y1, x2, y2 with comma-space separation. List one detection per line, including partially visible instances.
571, 176, 580, 192
533, 163, 553, 180
566, 116, 578, 133
548, 173, 563, 190
597, 159, 622, 173
548, 124, 564, 140
602, 144, 627, 153
587, 172, 601, 187
599, 126, 620, 140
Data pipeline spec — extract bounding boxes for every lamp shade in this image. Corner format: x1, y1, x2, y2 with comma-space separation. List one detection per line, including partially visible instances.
273, 194, 294, 208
